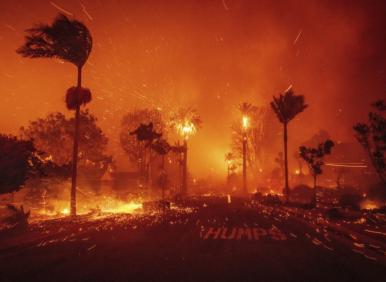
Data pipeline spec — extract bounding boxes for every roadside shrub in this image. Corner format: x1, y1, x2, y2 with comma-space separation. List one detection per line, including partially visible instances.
339, 194, 362, 210
367, 183, 386, 201
262, 194, 282, 206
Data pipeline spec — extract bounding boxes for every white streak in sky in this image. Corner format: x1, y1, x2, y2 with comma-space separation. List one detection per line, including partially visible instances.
293, 29, 303, 45
4, 24, 16, 31
222, 0, 229, 11
50, 1, 74, 17
80, 2, 93, 21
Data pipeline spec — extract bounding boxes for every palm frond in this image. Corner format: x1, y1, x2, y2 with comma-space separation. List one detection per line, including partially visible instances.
17, 13, 92, 67
271, 88, 308, 124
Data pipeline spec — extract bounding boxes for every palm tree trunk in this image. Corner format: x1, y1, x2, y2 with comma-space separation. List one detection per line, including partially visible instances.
70, 66, 82, 217
284, 122, 289, 203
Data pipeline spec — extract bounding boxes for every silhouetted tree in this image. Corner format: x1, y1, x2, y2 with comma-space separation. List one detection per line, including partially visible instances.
271, 87, 308, 202
169, 107, 202, 195
231, 105, 281, 181
225, 152, 238, 179
17, 14, 93, 216
0, 135, 42, 195
3, 204, 30, 231
296, 130, 331, 176
152, 138, 171, 156
353, 99, 386, 186
152, 139, 171, 201
120, 109, 165, 177
130, 122, 163, 184
20, 111, 111, 181
130, 122, 162, 144
299, 140, 334, 205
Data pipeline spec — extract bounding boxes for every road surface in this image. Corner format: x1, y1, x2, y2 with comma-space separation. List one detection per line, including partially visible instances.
0, 196, 385, 281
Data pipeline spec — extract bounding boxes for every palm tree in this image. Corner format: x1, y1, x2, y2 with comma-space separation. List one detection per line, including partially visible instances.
225, 152, 238, 183
130, 122, 163, 183
238, 102, 254, 194
152, 138, 171, 203
169, 107, 202, 195
17, 14, 93, 216
299, 140, 334, 206
271, 87, 307, 202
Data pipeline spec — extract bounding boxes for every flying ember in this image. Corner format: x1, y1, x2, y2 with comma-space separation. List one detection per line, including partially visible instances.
0, 1, 385, 281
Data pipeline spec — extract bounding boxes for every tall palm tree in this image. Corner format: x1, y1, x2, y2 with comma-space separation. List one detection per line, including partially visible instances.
17, 14, 93, 216
130, 122, 163, 183
238, 102, 256, 194
169, 108, 202, 195
271, 87, 307, 202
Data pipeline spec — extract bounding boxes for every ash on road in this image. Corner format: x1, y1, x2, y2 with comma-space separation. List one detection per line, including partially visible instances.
1, 197, 385, 282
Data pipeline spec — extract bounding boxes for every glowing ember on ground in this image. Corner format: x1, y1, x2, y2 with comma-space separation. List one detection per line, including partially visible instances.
61, 208, 69, 215
34, 197, 143, 219
361, 200, 379, 211
101, 201, 143, 214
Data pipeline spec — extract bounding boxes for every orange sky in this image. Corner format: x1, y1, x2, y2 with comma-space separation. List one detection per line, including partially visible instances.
0, 0, 385, 178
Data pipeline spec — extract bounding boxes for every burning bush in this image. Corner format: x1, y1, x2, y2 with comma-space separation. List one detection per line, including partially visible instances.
0, 204, 30, 233
262, 194, 282, 206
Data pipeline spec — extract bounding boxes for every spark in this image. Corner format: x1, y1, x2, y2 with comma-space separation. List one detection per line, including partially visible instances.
242, 115, 249, 129
4, 24, 16, 31
365, 229, 386, 237
325, 163, 367, 168
50, 1, 74, 17
222, 0, 229, 11
285, 84, 293, 92
293, 29, 303, 45
80, 2, 93, 21
3, 73, 14, 79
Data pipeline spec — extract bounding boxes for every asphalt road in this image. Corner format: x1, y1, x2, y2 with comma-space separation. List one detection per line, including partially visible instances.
0, 196, 386, 282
